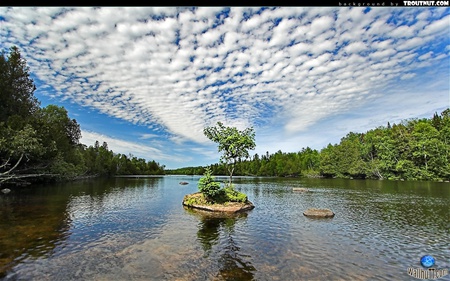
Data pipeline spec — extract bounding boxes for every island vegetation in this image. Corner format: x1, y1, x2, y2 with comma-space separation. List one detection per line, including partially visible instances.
183, 122, 255, 212
182, 167, 251, 207
0, 46, 164, 186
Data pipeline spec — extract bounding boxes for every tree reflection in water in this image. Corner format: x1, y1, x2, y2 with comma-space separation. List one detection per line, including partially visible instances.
186, 208, 256, 281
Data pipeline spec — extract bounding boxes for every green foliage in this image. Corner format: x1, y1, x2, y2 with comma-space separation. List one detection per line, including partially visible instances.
79, 142, 165, 177
1, 124, 43, 157
223, 186, 248, 203
196, 169, 248, 204
0, 46, 39, 123
197, 109, 450, 182
198, 167, 222, 200
0, 46, 165, 185
319, 144, 338, 177
204, 122, 256, 185
207, 184, 248, 204
316, 111, 450, 181
48, 152, 85, 180
183, 193, 208, 206
165, 166, 205, 175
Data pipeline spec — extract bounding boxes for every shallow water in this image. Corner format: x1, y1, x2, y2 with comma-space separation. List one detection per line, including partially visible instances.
0, 176, 449, 280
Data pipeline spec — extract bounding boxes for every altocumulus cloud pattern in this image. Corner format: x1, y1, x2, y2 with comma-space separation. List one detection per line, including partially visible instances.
0, 7, 448, 167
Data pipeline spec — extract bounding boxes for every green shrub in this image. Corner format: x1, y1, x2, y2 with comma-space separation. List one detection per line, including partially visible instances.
224, 185, 248, 203
198, 168, 222, 201
197, 170, 249, 204
183, 193, 209, 206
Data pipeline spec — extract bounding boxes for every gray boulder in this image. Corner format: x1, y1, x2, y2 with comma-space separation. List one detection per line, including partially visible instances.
303, 208, 335, 218
1, 188, 11, 194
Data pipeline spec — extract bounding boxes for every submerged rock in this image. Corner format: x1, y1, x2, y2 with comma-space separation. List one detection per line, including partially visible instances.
1, 188, 11, 194
293, 187, 308, 192
303, 208, 335, 218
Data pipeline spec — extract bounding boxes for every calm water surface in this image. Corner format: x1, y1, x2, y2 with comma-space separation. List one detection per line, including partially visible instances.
0, 176, 449, 280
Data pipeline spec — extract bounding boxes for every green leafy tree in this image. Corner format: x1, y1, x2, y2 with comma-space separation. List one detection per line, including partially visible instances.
33, 105, 81, 156
203, 122, 256, 186
438, 109, 450, 179
0, 124, 45, 183
361, 128, 385, 179
338, 132, 367, 178
0, 46, 166, 183
319, 144, 338, 177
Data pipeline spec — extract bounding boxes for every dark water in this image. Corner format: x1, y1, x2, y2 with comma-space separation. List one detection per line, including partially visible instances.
0, 176, 449, 281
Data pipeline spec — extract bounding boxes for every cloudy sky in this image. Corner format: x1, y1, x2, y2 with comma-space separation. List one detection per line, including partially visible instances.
1, 7, 449, 169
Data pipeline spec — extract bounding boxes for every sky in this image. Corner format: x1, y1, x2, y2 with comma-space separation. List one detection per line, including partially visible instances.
0, 7, 449, 169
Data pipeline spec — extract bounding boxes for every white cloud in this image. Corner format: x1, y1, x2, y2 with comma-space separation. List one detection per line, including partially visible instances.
420, 14, 450, 37
309, 15, 335, 37
400, 73, 416, 80
418, 51, 434, 61
343, 42, 367, 54
80, 130, 183, 163
0, 7, 448, 167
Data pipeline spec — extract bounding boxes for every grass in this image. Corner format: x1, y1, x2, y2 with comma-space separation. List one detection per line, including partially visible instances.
183, 187, 249, 207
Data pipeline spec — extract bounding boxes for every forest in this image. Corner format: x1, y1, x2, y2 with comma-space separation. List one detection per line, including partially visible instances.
0, 46, 165, 186
167, 111, 450, 182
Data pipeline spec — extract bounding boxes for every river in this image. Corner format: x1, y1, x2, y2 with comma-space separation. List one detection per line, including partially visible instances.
0, 176, 449, 280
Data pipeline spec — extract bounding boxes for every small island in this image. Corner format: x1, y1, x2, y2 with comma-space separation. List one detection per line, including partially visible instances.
182, 168, 255, 213
183, 122, 256, 214
182, 192, 255, 213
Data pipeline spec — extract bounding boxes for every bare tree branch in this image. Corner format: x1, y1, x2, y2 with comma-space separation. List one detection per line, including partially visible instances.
0, 158, 10, 169
0, 173, 59, 184
0, 153, 24, 176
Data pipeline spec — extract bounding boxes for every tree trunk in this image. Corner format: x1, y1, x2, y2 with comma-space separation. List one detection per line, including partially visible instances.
228, 164, 235, 187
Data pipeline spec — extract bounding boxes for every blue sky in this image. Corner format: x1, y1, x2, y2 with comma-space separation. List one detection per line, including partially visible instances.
1, 7, 449, 169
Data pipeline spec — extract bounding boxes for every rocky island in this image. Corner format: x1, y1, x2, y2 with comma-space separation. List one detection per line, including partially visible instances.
182, 191, 254, 213
182, 168, 254, 214
183, 122, 256, 214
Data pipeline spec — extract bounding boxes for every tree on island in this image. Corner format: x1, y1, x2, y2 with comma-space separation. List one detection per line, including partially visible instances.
203, 122, 256, 186
183, 122, 256, 209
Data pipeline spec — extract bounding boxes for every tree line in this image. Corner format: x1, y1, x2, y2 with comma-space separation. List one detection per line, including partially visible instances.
0, 46, 164, 186
167, 109, 450, 182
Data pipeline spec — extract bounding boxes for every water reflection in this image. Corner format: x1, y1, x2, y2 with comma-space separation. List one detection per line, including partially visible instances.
0, 177, 163, 278
0, 176, 448, 280
0, 188, 72, 277
186, 208, 256, 281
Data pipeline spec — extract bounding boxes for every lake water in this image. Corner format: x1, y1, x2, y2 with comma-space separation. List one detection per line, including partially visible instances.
0, 176, 449, 281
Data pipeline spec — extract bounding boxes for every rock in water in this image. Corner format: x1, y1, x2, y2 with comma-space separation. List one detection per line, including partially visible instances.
303, 208, 334, 218
1, 188, 11, 194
